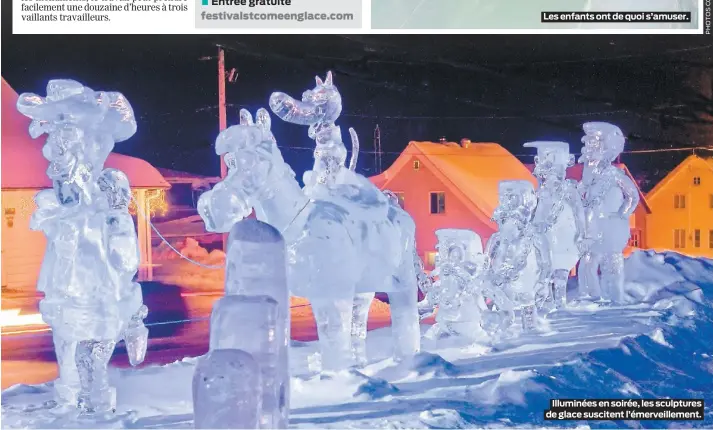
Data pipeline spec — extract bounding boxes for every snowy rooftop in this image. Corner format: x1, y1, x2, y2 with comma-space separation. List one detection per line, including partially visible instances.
372, 141, 537, 228
1, 77, 170, 190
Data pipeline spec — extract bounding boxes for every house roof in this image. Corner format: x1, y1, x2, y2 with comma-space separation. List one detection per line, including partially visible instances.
524, 162, 652, 214
155, 167, 221, 185
2, 77, 170, 190
646, 154, 713, 203
370, 140, 537, 229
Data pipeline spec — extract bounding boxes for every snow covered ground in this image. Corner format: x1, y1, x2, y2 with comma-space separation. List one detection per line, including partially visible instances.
3, 250, 713, 428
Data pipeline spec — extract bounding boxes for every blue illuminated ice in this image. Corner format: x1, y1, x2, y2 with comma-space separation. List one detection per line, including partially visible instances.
193, 348, 262, 429
524, 141, 586, 309
577, 122, 640, 304
17, 79, 148, 413
198, 99, 421, 372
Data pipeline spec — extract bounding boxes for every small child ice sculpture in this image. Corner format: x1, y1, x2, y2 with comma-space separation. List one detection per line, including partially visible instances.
577, 122, 640, 304
193, 348, 262, 429
18, 79, 149, 413
425, 229, 487, 341
269, 71, 360, 196
523, 141, 586, 309
207, 219, 290, 429
483, 180, 552, 333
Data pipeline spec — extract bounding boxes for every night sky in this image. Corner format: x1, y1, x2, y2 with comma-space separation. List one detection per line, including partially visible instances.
2, 32, 712, 187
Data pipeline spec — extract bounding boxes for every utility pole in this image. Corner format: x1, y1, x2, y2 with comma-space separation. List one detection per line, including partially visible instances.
218, 45, 228, 178
374, 124, 382, 174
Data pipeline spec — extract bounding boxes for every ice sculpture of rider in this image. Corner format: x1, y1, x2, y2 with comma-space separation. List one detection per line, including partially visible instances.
524, 141, 586, 310
17, 80, 149, 414
425, 229, 488, 341
483, 180, 552, 333
577, 122, 640, 304
268, 71, 360, 197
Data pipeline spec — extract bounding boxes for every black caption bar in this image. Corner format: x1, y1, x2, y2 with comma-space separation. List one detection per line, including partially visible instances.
544, 398, 705, 421
541, 11, 691, 23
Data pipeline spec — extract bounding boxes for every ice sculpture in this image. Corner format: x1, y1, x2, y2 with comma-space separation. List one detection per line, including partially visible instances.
524, 141, 586, 309
198, 107, 420, 372
426, 229, 487, 340
208, 219, 289, 429
483, 180, 552, 333
268, 71, 359, 195
193, 348, 262, 429
18, 79, 149, 413
577, 122, 639, 304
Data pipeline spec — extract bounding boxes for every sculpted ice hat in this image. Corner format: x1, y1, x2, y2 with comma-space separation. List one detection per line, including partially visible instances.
523, 141, 574, 167
16, 79, 137, 142
580, 121, 626, 162
435, 229, 483, 262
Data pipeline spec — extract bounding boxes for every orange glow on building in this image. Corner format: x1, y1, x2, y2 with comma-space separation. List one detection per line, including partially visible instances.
369, 140, 537, 269
645, 154, 713, 258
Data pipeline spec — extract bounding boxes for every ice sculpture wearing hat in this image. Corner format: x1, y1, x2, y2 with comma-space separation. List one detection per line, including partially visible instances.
523, 141, 586, 309
483, 180, 552, 333
425, 228, 488, 340
576, 122, 639, 304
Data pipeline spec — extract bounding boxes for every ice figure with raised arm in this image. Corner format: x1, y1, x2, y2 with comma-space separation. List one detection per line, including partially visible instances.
524, 141, 586, 310
577, 122, 640, 304
482, 180, 552, 333
268, 71, 360, 197
425, 229, 488, 341
17, 79, 149, 413
205, 219, 290, 429
197, 107, 420, 373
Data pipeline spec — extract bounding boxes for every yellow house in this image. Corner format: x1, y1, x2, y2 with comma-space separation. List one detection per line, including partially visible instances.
645, 154, 713, 257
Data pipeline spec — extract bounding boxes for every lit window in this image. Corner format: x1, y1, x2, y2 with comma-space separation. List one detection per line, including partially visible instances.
430, 192, 446, 214
709, 230, 713, 248
628, 230, 640, 248
413, 159, 420, 170
674, 194, 686, 209
425, 251, 437, 267
674, 229, 686, 249
693, 177, 701, 186
709, 194, 713, 209
695, 229, 701, 248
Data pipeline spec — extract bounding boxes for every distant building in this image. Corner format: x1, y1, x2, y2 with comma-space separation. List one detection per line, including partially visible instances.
369, 139, 537, 269
524, 162, 652, 250
155, 167, 220, 221
1, 77, 170, 288
645, 154, 713, 257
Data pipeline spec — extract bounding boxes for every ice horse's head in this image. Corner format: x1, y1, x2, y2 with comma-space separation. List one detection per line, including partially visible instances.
268, 71, 342, 128
198, 108, 291, 233
578, 122, 625, 166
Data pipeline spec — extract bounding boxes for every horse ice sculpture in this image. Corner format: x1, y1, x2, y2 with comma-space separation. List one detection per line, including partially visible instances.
198, 108, 420, 372
577, 122, 639, 304
524, 141, 586, 309
425, 229, 488, 341
18, 79, 149, 413
483, 180, 552, 333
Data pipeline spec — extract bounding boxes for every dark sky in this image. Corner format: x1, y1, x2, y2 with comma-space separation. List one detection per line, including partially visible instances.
2, 32, 712, 184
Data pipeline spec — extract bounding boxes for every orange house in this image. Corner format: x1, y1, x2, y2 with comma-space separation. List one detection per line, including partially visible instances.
645, 154, 713, 258
524, 162, 651, 250
369, 139, 537, 269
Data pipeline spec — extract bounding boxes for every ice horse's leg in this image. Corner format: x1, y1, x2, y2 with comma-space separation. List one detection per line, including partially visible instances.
387, 257, 421, 361
351, 292, 375, 367
311, 298, 354, 372
75, 339, 117, 414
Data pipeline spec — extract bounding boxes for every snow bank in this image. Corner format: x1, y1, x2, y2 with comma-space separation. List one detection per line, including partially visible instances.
3, 250, 712, 429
